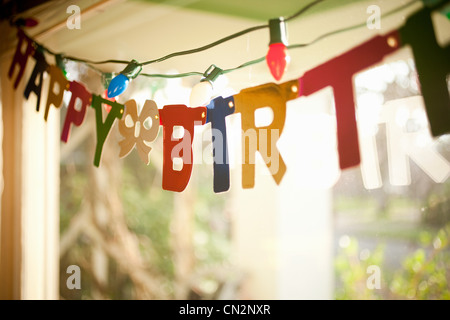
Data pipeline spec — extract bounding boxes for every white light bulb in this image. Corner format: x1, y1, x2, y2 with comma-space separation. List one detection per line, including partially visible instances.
189, 81, 213, 107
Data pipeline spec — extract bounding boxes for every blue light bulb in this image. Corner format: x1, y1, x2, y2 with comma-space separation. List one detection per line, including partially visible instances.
107, 74, 129, 98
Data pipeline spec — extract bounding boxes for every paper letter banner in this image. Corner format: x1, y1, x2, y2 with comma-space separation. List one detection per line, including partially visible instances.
234, 80, 298, 189
118, 99, 159, 164
61, 81, 91, 143
159, 105, 206, 192
8, 29, 34, 89
44, 65, 69, 121
299, 30, 400, 170
91, 94, 125, 167
206, 96, 235, 193
24, 50, 48, 112
7, 4, 450, 194
399, 7, 450, 137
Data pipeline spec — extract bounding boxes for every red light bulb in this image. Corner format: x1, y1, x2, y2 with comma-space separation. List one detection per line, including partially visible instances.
266, 18, 289, 81
266, 43, 289, 81
25, 18, 39, 27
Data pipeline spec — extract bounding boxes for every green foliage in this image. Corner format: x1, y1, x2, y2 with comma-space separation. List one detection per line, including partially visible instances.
60, 164, 88, 233
335, 224, 450, 300
421, 182, 450, 227
60, 147, 231, 299
193, 164, 231, 266
335, 237, 385, 300
121, 153, 175, 280
389, 225, 450, 299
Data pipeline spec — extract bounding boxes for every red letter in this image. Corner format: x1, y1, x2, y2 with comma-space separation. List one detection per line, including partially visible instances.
8, 29, 34, 89
299, 31, 400, 169
159, 105, 206, 192
61, 81, 91, 143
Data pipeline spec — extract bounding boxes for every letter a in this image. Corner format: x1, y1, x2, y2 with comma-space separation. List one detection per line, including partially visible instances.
367, 5, 381, 30
66, 265, 81, 290
366, 265, 381, 290
66, 5, 81, 29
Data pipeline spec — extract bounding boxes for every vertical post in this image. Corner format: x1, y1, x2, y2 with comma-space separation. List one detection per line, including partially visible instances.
1, 23, 59, 300
277, 188, 334, 299
171, 181, 196, 299
20, 51, 60, 300
230, 91, 335, 299
0, 44, 23, 300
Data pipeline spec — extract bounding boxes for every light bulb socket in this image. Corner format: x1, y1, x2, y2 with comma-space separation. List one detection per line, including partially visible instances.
200, 64, 223, 85
33, 43, 45, 54
268, 17, 288, 46
55, 54, 66, 70
55, 54, 69, 78
120, 59, 142, 80
13, 17, 39, 27
441, 3, 450, 19
102, 72, 116, 89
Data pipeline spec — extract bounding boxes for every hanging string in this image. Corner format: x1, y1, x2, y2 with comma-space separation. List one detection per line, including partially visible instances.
18, 0, 421, 80
138, 0, 421, 79
17, 0, 329, 68
289, 0, 422, 50
284, 0, 327, 22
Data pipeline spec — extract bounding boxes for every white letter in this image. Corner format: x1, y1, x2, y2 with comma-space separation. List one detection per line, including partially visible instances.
366, 265, 381, 290
381, 97, 450, 186
66, 5, 81, 30
367, 5, 381, 30
66, 265, 81, 289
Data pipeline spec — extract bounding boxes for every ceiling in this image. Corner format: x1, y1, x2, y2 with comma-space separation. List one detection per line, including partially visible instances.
138, 0, 364, 21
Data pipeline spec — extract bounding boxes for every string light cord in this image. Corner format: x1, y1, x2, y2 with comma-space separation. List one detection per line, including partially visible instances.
284, 0, 327, 22
289, 0, 421, 50
20, 0, 422, 81
137, 0, 421, 80
18, 0, 328, 69
138, 0, 332, 66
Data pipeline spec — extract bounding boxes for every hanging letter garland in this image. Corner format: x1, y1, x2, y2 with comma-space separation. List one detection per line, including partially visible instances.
399, 6, 450, 137
118, 99, 160, 164
298, 30, 401, 170
45, 65, 69, 121
159, 105, 207, 192
91, 94, 125, 167
7, 5, 450, 193
8, 29, 34, 89
206, 96, 235, 193
23, 50, 48, 112
234, 80, 298, 189
61, 81, 91, 143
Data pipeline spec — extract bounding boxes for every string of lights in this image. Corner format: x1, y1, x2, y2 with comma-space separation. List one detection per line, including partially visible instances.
6, 0, 450, 184
141, 0, 422, 79
19, 0, 416, 72
14, 0, 423, 100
